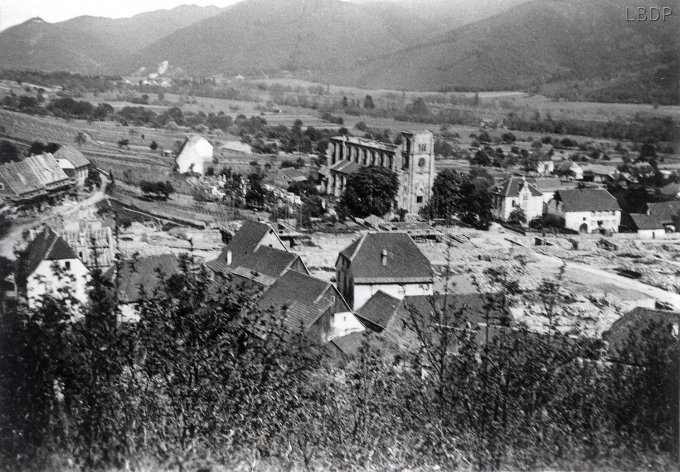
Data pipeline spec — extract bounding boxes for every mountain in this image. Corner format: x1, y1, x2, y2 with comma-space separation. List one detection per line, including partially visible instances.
0, 5, 223, 74
114, 0, 446, 76
334, 0, 680, 92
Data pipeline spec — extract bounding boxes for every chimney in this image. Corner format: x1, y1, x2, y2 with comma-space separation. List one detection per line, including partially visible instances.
226, 250, 232, 265
381, 249, 388, 266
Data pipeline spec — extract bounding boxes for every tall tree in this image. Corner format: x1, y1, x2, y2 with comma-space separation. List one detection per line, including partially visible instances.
340, 166, 399, 217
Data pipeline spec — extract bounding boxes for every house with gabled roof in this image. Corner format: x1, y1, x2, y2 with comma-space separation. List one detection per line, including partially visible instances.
336, 232, 433, 310
0, 153, 74, 207
257, 270, 363, 343
55, 146, 91, 187
18, 227, 89, 309
492, 176, 544, 224
546, 188, 621, 233
206, 220, 309, 287
629, 201, 680, 239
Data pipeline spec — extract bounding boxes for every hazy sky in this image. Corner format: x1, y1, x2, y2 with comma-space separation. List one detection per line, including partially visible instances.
0, 1, 243, 31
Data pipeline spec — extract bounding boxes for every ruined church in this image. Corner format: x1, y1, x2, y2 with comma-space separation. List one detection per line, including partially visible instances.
320, 131, 435, 214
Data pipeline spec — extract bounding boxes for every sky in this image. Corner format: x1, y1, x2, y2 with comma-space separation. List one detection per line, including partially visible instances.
0, 1, 243, 31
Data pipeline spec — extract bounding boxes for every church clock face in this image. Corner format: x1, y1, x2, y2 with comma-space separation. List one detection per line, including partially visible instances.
418, 157, 426, 168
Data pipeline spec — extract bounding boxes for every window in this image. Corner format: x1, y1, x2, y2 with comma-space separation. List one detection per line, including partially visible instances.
416, 196, 423, 203
418, 144, 427, 152
64, 261, 71, 269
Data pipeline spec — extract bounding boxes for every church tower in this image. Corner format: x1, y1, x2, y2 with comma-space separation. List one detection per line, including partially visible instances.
399, 131, 435, 214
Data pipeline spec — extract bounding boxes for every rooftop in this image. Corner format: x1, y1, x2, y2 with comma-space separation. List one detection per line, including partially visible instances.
258, 270, 349, 332
115, 254, 180, 304
338, 232, 432, 284
496, 177, 543, 198
54, 146, 90, 169
554, 189, 620, 212
22, 227, 79, 276
0, 153, 71, 197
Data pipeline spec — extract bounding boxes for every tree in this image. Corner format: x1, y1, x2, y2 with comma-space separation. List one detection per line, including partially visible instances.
0, 140, 19, 163
149, 140, 158, 151
340, 166, 399, 218
429, 169, 493, 229
363, 95, 375, 109
75, 132, 87, 146
140, 180, 174, 200
508, 208, 527, 226
117, 138, 130, 149
471, 150, 491, 167
84, 167, 100, 191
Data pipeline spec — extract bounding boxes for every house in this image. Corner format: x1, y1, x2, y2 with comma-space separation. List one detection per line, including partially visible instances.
257, 270, 364, 343
555, 161, 583, 180
266, 167, 309, 189
582, 164, 618, 183
54, 146, 91, 187
492, 177, 544, 224
0, 153, 74, 208
546, 189, 621, 233
111, 254, 180, 322
220, 140, 252, 155
629, 201, 680, 239
176, 135, 214, 174
336, 232, 433, 311
19, 227, 89, 309
206, 220, 309, 286
530, 177, 572, 204
321, 131, 436, 214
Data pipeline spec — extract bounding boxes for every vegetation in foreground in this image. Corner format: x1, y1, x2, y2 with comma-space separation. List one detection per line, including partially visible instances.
0, 253, 677, 471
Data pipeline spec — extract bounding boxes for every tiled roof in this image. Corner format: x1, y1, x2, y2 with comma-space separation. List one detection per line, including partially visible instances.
23, 227, 79, 276
116, 254, 180, 304
54, 146, 90, 169
207, 245, 300, 282
258, 270, 348, 332
338, 232, 432, 283
530, 177, 562, 192
356, 291, 401, 332
555, 189, 620, 212
227, 220, 278, 254
0, 153, 71, 197
630, 214, 664, 230
329, 160, 362, 176
582, 164, 617, 176
631, 201, 680, 230
496, 177, 543, 197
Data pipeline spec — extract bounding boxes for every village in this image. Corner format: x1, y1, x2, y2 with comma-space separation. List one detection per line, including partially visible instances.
0, 59, 679, 472
1, 95, 679, 360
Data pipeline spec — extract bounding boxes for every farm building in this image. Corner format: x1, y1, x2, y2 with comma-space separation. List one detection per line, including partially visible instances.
19, 227, 90, 310
492, 177, 544, 224
0, 153, 74, 207
546, 188, 621, 233
629, 201, 680, 239
555, 161, 583, 180
176, 135, 214, 174
55, 146, 91, 187
336, 232, 433, 311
